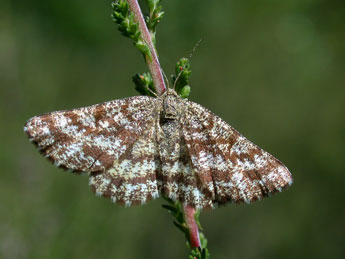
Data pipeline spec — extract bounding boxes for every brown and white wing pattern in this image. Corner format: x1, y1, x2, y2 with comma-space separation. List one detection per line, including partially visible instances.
156, 122, 208, 209
180, 113, 217, 210
24, 96, 161, 206
89, 119, 160, 206
182, 101, 293, 208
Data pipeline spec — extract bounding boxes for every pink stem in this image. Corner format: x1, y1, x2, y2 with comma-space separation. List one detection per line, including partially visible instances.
184, 205, 201, 248
126, 0, 166, 96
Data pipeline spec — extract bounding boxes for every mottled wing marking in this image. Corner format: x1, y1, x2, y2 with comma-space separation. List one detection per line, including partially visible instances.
25, 89, 292, 209
25, 96, 161, 206
24, 96, 156, 172
185, 101, 293, 206
180, 112, 217, 210
89, 119, 160, 206
157, 130, 206, 209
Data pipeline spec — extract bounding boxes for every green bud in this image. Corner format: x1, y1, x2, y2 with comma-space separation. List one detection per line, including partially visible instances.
135, 42, 152, 60
112, 1, 149, 55
132, 73, 156, 97
179, 85, 191, 98
173, 57, 192, 98
145, 0, 165, 36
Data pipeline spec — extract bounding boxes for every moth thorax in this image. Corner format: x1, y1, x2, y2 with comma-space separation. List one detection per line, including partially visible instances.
161, 95, 180, 120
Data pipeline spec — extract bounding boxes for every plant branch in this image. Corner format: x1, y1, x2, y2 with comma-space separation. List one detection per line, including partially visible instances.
184, 205, 201, 248
126, 0, 166, 95
114, 2, 209, 258
162, 197, 210, 258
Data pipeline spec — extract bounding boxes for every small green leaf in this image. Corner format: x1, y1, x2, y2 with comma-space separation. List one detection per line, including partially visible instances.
132, 73, 156, 97
194, 209, 203, 230
112, 1, 153, 57
173, 57, 192, 98
173, 221, 188, 235
162, 204, 178, 215
179, 85, 191, 98
144, 0, 165, 41
135, 41, 152, 60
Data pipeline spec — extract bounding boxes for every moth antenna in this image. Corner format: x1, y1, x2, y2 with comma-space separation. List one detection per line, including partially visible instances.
161, 69, 171, 90
146, 85, 158, 98
173, 38, 203, 90
173, 66, 184, 91
189, 38, 203, 60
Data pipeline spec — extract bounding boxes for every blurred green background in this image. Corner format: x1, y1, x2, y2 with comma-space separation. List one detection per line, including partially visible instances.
1, 0, 344, 258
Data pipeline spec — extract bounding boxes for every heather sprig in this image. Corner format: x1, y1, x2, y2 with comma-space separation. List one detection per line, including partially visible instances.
173, 57, 192, 98
132, 72, 156, 97
162, 197, 210, 259
112, 0, 151, 59
145, 0, 164, 45
111, 1, 208, 257
112, 0, 166, 95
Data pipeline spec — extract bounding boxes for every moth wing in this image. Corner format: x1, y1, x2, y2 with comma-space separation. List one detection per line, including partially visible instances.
182, 101, 293, 207
25, 96, 161, 206
156, 129, 211, 209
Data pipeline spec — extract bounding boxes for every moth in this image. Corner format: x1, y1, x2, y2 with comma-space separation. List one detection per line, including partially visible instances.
24, 88, 293, 210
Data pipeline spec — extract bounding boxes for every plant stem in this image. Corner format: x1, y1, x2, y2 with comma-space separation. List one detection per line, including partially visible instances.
184, 205, 201, 248
126, 0, 166, 95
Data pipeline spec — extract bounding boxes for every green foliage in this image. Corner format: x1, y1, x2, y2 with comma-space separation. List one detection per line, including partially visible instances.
112, 0, 192, 99
112, 1, 139, 41
162, 197, 210, 259
173, 57, 192, 98
189, 233, 210, 259
145, 0, 165, 45
111, 0, 151, 58
132, 72, 157, 97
